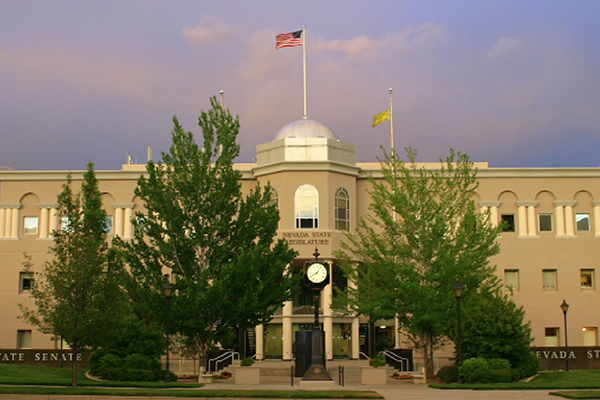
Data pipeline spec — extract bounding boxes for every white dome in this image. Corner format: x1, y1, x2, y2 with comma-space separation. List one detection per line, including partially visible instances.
275, 119, 337, 140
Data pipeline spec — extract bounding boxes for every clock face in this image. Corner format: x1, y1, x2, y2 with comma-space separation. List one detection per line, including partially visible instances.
307, 263, 328, 284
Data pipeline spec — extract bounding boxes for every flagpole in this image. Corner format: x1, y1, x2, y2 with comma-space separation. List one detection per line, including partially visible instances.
389, 87, 394, 155
303, 26, 307, 119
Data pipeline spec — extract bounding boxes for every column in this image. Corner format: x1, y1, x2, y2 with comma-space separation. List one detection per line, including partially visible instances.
564, 202, 575, 236
3, 207, 12, 237
10, 208, 19, 238
282, 300, 293, 361
479, 201, 500, 227
39, 207, 49, 239
255, 324, 264, 360
517, 201, 538, 237
517, 204, 528, 237
49, 208, 58, 234
527, 205, 537, 236
323, 266, 333, 361
593, 201, 600, 237
395, 315, 401, 349
114, 207, 124, 237
555, 204, 565, 237
0, 208, 5, 237
351, 318, 360, 359
124, 206, 134, 238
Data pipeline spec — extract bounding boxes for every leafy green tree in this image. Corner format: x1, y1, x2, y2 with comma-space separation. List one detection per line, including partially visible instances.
456, 288, 536, 374
336, 148, 502, 380
123, 97, 299, 376
20, 162, 128, 387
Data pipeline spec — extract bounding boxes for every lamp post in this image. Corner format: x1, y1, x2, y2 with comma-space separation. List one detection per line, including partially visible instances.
163, 282, 174, 383
453, 280, 464, 383
561, 299, 570, 371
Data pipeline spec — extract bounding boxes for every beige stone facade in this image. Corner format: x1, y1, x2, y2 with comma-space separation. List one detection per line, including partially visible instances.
2, 119, 600, 370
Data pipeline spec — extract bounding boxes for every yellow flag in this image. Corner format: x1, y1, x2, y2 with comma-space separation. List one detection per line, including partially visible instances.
372, 110, 390, 127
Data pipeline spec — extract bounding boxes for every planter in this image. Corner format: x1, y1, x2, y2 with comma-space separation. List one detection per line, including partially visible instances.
361, 366, 387, 385
234, 366, 260, 385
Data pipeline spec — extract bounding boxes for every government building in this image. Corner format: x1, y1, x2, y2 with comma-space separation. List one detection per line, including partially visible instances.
2, 118, 600, 370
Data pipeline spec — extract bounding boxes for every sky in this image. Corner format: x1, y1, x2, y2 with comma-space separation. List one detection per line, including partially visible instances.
2, 0, 600, 171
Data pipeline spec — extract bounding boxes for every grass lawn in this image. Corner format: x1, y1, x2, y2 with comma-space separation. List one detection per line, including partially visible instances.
0, 364, 382, 398
430, 369, 600, 398
0, 364, 201, 388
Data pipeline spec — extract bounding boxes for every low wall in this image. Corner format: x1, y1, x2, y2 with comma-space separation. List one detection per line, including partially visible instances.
0, 349, 89, 368
536, 347, 600, 370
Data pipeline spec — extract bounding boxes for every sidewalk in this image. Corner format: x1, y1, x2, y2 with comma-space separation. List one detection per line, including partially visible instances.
202, 377, 556, 400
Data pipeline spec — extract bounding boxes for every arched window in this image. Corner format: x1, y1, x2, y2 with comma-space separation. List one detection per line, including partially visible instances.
335, 188, 350, 231
295, 184, 319, 229
269, 187, 279, 209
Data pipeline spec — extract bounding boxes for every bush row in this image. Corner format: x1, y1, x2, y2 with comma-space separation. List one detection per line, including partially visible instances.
88, 352, 175, 382
437, 353, 540, 384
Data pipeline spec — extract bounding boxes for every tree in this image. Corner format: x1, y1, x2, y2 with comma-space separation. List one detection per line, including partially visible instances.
456, 288, 537, 374
123, 97, 299, 377
336, 148, 502, 380
20, 162, 128, 387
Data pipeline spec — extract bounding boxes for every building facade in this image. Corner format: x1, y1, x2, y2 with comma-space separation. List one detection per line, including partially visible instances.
2, 118, 600, 369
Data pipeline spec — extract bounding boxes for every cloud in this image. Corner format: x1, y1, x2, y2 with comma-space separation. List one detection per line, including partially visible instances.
0, 43, 154, 100
487, 37, 523, 59
312, 22, 446, 59
182, 16, 233, 47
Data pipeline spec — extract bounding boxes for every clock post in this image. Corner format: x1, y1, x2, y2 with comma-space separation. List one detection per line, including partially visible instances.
301, 248, 334, 384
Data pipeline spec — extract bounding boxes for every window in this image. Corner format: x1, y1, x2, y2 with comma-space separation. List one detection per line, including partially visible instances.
539, 214, 552, 232
504, 270, 519, 290
104, 216, 113, 234
19, 271, 33, 293
269, 188, 279, 208
295, 184, 319, 229
61, 217, 73, 233
501, 214, 515, 232
23, 217, 39, 235
17, 330, 32, 349
334, 188, 350, 231
581, 269, 594, 288
576, 214, 590, 231
542, 269, 557, 290
583, 327, 597, 346
545, 327, 559, 346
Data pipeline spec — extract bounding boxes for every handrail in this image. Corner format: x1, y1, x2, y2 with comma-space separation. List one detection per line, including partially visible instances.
358, 351, 370, 360
379, 350, 409, 371
208, 351, 240, 373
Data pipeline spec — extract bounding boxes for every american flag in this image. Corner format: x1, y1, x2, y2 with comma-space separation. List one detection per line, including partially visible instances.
276, 30, 303, 50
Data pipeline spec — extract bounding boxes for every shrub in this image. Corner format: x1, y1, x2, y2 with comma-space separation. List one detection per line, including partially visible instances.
515, 351, 540, 379
468, 369, 491, 383
106, 367, 128, 381
101, 354, 123, 369
125, 369, 157, 382
489, 369, 514, 383
124, 353, 159, 371
241, 357, 255, 367
369, 354, 386, 368
459, 357, 489, 383
488, 358, 511, 370
437, 365, 458, 383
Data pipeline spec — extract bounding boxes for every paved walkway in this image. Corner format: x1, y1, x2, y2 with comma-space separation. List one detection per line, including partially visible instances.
0, 383, 563, 400
202, 378, 558, 400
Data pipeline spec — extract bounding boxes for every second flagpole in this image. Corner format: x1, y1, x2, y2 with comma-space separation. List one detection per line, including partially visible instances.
303, 26, 307, 119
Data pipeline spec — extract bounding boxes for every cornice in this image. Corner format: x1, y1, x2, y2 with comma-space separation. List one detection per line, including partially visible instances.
252, 161, 361, 177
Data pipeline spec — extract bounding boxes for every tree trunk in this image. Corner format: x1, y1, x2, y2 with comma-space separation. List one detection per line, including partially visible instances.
424, 335, 435, 382
71, 347, 78, 388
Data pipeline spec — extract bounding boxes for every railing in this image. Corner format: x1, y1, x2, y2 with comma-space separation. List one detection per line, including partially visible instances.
208, 350, 240, 373
358, 351, 370, 360
379, 350, 409, 371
